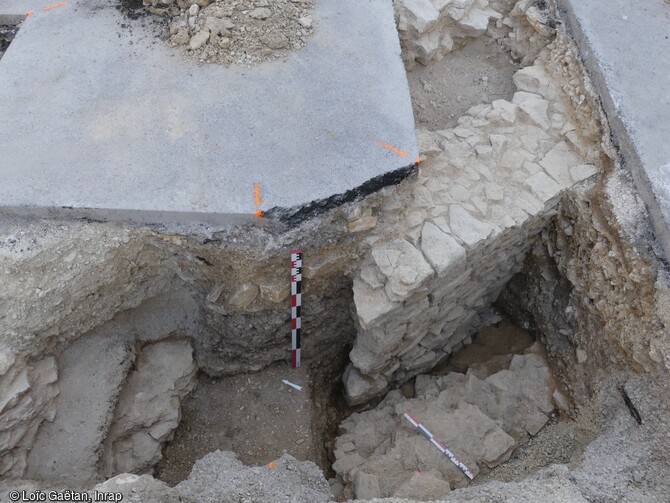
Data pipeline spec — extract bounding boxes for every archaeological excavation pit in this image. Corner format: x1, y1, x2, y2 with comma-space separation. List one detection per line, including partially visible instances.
1, 0, 670, 502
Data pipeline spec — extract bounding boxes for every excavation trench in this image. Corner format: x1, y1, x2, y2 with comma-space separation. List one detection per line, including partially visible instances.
2, 0, 670, 501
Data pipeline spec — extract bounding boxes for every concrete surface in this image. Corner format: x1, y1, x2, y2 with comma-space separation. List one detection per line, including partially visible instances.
558, 0, 670, 259
0, 0, 418, 225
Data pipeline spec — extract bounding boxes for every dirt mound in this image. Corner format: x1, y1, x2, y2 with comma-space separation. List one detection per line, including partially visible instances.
147, 0, 314, 66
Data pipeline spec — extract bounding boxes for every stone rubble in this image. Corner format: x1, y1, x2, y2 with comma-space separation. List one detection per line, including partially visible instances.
334, 346, 558, 499
344, 53, 599, 405
101, 339, 197, 477
0, 355, 59, 479
143, 0, 315, 66
395, 0, 555, 70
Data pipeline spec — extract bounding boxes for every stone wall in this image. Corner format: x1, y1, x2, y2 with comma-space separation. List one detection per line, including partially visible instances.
0, 0, 606, 481
344, 50, 600, 404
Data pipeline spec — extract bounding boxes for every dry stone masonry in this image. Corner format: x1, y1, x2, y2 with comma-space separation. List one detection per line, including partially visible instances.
344, 51, 599, 405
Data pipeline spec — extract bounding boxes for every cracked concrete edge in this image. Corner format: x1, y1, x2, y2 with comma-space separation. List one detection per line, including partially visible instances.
556, 0, 670, 262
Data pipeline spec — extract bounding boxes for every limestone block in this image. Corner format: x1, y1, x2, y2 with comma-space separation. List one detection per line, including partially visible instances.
457, 8, 499, 37
26, 333, 134, 483
354, 471, 382, 500
396, 0, 440, 33
486, 354, 556, 414
0, 356, 59, 478
353, 279, 400, 328
570, 164, 599, 183
348, 215, 378, 233
525, 172, 563, 204
393, 470, 451, 500
415, 30, 442, 64
518, 98, 551, 130
343, 365, 389, 406
489, 99, 518, 124
228, 283, 259, 309
512, 91, 543, 104
445, 0, 476, 20
540, 141, 583, 187
513, 65, 551, 97
449, 205, 496, 247
417, 128, 442, 158
104, 338, 197, 476
420, 221, 467, 275
371, 239, 434, 302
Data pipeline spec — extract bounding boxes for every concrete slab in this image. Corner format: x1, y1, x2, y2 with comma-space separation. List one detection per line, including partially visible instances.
558, 0, 670, 259
0, 0, 418, 225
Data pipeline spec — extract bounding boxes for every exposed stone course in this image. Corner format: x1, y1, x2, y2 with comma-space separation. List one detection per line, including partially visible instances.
344, 53, 597, 404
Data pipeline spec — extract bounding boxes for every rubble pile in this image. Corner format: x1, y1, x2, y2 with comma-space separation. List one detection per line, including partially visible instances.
395, 0, 555, 69
144, 0, 314, 65
333, 345, 560, 500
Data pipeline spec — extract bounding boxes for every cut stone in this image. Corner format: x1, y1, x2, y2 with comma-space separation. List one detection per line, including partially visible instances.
540, 141, 583, 187
420, 221, 467, 275
449, 205, 496, 247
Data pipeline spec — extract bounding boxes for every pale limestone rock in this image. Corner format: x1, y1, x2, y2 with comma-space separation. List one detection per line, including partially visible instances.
354, 471, 382, 500
512, 91, 543, 104
420, 221, 467, 275
393, 471, 451, 500
518, 98, 551, 130
353, 279, 399, 328
396, 0, 440, 33
417, 128, 442, 158
415, 30, 442, 65
348, 215, 378, 233
513, 65, 551, 97
445, 0, 475, 20
576, 348, 588, 364
485, 182, 504, 201
570, 164, 599, 183
204, 16, 230, 36
552, 389, 570, 413
525, 172, 563, 204
449, 205, 496, 247
248, 7, 271, 19
189, 29, 210, 50
372, 239, 434, 302
540, 141, 582, 187
457, 8, 499, 36
0, 356, 59, 478
26, 333, 132, 483
343, 365, 388, 406
228, 283, 259, 309
489, 99, 518, 124
104, 339, 197, 476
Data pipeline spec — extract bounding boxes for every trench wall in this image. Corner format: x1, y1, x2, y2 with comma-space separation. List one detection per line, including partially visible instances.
0, 0, 621, 483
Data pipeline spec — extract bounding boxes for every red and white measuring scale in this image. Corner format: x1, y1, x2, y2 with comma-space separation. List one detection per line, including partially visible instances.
404, 411, 475, 480
290, 250, 302, 368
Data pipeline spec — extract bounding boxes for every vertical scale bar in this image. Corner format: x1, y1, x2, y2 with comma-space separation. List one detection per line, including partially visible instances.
291, 250, 303, 368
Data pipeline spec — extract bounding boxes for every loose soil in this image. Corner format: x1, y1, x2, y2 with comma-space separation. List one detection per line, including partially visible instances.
408, 37, 520, 130
156, 361, 349, 486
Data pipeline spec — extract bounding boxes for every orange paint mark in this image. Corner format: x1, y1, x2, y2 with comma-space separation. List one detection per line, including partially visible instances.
25, 11, 34, 17
378, 140, 408, 158
254, 182, 264, 218
268, 462, 276, 470
43, 1, 67, 11
415, 157, 421, 164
